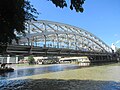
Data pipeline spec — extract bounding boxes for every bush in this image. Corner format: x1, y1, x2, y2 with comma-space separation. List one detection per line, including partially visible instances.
28, 55, 35, 65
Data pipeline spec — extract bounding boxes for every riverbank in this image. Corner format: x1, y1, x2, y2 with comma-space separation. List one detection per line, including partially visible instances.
12, 63, 56, 70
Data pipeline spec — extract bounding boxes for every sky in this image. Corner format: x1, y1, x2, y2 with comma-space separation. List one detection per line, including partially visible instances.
30, 0, 120, 48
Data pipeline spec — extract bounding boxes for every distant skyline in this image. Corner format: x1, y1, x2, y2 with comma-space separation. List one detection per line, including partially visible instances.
30, 0, 120, 47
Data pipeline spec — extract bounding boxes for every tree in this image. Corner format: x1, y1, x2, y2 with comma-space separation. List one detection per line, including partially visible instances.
0, 0, 38, 53
0, 0, 85, 53
0, 0, 38, 45
28, 55, 35, 65
116, 48, 120, 55
50, 0, 85, 12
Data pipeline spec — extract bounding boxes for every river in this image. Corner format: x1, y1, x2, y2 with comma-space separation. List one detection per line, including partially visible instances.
0, 63, 120, 90
0, 64, 80, 80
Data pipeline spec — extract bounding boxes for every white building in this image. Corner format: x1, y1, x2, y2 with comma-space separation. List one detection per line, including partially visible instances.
0, 55, 18, 64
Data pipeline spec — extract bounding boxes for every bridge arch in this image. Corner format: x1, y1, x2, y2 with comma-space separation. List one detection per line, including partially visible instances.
17, 20, 112, 53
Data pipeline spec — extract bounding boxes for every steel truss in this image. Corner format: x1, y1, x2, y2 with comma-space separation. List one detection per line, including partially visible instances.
15, 20, 112, 53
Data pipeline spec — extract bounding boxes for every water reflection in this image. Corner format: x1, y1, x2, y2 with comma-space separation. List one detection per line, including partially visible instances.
0, 64, 80, 80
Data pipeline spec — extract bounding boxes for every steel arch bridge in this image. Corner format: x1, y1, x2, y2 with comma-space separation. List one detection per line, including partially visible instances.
16, 20, 112, 53
5, 20, 118, 63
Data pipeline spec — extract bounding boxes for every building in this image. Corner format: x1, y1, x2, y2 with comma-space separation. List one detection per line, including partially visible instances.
0, 55, 18, 64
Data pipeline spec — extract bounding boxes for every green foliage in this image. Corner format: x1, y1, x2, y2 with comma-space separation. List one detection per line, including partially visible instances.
116, 48, 120, 54
28, 55, 35, 64
0, 0, 38, 45
50, 0, 85, 12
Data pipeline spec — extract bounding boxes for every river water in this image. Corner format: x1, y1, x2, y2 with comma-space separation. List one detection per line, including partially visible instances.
0, 63, 120, 90
0, 64, 80, 80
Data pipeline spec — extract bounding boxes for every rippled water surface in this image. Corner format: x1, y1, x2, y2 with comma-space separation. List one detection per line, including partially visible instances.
0, 64, 80, 80
0, 63, 120, 90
